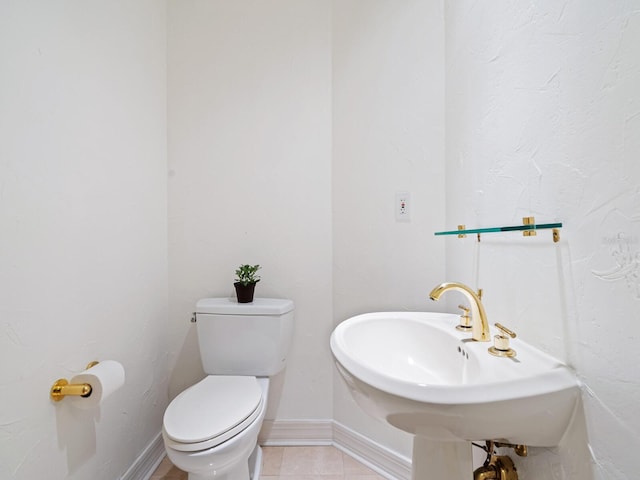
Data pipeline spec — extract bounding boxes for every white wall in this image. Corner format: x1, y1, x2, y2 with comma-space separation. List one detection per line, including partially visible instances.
5, 2, 636, 478
167, 0, 447, 461
446, 1, 640, 478
332, 0, 446, 457
0, 2, 168, 480
167, 0, 333, 421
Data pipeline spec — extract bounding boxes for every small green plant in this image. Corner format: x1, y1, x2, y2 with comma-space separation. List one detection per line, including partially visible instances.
235, 264, 261, 286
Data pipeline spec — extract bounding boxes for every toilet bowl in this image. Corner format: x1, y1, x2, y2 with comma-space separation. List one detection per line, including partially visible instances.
162, 298, 294, 480
163, 376, 269, 480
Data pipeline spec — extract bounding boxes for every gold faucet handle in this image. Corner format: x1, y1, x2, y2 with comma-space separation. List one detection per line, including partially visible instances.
489, 323, 517, 358
495, 323, 516, 338
456, 305, 472, 332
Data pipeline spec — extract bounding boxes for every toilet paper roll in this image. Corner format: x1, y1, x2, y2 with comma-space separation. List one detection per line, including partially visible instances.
69, 360, 125, 409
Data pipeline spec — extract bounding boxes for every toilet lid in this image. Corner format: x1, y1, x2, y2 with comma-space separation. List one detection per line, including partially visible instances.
163, 376, 262, 449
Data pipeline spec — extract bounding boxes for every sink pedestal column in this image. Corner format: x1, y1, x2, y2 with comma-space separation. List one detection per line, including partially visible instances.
412, 437, 472, 480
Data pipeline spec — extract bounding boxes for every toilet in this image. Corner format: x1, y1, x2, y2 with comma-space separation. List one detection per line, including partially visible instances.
162, 297, 294, 480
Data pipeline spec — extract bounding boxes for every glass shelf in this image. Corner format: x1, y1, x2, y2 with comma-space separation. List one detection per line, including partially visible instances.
435, 219, 562, 242
435, 222, 562, 236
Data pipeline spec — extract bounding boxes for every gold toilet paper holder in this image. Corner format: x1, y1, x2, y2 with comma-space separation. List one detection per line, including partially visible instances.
50, 361, 99, 402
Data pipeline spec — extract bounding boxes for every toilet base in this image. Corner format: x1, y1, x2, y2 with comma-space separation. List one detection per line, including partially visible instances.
248, 444, 263, 479
185, 444, 262, 480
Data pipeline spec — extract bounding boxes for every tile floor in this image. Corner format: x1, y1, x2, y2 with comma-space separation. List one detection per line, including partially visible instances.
150, 445, 387, 480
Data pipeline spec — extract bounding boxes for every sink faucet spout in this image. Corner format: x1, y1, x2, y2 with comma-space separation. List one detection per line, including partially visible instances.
429, 282, 491, 342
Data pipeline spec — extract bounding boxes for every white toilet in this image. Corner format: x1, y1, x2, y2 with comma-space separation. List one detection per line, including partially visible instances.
162, 297, 294, 480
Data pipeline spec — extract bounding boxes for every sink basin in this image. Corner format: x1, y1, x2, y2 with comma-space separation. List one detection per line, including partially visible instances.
330, 312, 580, 446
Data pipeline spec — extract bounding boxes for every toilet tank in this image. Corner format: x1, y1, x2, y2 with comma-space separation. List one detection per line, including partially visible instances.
194, 297, 294, 376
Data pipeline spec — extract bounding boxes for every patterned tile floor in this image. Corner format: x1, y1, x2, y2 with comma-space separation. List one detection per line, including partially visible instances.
150, 445, 387, 480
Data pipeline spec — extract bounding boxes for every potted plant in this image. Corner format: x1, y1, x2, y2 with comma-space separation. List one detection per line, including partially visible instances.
234, 264, 261, 303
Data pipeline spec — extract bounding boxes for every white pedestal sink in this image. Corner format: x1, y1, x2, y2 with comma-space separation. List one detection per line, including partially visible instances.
330, 312, 580, 479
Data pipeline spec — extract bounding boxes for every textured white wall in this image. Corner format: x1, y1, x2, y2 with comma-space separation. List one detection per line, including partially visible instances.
6, 3, 635, 477
446, 1, 640, 478
332, 0, 446, 457
0, 2, 168, 480
167, 0, 333, 420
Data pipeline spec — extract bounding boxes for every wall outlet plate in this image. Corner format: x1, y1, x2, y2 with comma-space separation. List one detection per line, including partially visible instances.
395, 192, 410, 222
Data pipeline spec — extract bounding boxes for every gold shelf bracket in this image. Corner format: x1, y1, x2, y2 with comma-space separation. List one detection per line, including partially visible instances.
522, 216, 536, 237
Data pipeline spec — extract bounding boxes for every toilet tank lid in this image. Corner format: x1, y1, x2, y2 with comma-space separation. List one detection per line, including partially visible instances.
196, 297, 294, 315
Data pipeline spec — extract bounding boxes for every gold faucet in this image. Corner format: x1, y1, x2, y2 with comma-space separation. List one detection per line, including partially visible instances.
429, 282, 491, 342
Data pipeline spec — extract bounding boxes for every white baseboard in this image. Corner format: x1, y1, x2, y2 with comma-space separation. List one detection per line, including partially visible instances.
119, 432, 166, 480
259, 419, 411, 480
259, 419, 334, 445
333, 422, 411, 480
125, 420, 411, 480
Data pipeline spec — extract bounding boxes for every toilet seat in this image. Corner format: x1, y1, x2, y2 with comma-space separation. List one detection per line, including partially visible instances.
163, 376, 263, 452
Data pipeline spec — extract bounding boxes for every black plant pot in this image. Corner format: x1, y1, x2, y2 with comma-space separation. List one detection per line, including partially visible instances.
234, 281, 257, 303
